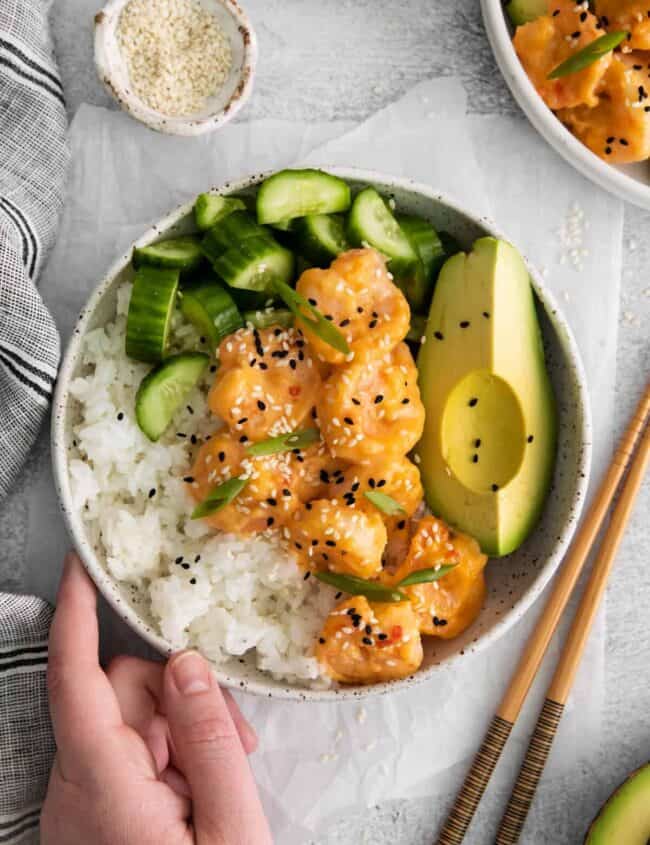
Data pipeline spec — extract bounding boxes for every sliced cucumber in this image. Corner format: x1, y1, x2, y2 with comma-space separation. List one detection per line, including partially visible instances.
257, 169, 351, 225
135, 353, 209, 441
133, 237, 203, 272
347, 187, 419, 278
180, 280, 243, 346
397, 214, 446, 312
126, 266, 180, 363
292, 214, 349, 267
194, 194, 246, 231
214, 235, 295, 292
438, 231, 463, 258
242, 308, 294, 329
201, 211, 269, 263
506, 0, 547, 26
230, 288, 276, 312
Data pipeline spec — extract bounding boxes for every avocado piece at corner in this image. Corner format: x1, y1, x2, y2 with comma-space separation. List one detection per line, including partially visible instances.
415, 237, 557, 557
585, 764, 650, 845
506, 0, 547, 26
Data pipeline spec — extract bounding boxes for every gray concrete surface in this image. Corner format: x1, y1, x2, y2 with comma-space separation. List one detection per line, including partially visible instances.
2, 0, 648, 841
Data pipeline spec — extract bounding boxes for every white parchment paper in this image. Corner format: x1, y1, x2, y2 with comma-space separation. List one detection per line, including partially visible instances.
32, 78, 621, 842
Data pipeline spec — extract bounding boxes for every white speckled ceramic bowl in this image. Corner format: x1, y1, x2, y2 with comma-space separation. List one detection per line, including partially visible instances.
481, 0, 650, 210
52, 168, 592, 701
94, 0, 257, 136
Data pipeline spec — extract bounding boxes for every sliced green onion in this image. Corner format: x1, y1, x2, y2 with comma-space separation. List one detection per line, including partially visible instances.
363, 490, 406, 515
314, 571, 408, 602
398, 564, 458, 587
191, 477, 248, 519
246, 428, 320, 457
272, 280, 351, 355
547, 31, 626, 79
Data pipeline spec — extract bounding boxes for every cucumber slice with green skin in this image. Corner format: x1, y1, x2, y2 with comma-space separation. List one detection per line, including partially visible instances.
397, 214, 446, 312
292, 214, 350, 267
180, 281, 243, 346
406, 314, 426, 344
135, 353, 209, 442
347, 187, 419, 278
229, 288, 276, 312
194, 194, 246, 231
506, 0, 547, 26
126, 265, 180, 363
438, 230, 463, 258
242, 308, 294, 329
257, 169, 351, 225
133, 237, 204, 272
214, 235, 295, 292
201, 211, 270, 263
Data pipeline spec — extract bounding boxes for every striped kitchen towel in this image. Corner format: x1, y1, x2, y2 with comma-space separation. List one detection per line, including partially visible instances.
0, 0, 67, 501
0, 0, 68, 841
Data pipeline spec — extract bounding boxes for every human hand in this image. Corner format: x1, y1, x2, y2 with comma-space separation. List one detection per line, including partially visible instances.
41, 552, 272, 845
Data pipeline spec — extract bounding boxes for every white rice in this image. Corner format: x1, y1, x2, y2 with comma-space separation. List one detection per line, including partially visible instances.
68, 282, 335, 687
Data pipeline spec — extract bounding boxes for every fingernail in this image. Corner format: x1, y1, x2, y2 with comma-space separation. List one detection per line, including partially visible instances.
171, 651, 211, 695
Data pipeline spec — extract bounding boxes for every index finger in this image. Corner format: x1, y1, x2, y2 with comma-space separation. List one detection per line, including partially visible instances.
48, 552, 122, 776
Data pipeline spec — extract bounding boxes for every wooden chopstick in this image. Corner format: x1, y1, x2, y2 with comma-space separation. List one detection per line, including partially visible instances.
495, 418, 650, 844
435, 384, 650, 845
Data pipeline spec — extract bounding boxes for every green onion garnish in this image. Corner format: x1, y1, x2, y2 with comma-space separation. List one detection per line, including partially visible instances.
398, 564, 458, 587
273, 280, 351, 355
191, 477, 248, 519
363, 490, 406, 515
547, 31, 626, 79
314, 571, 408, 602
246, 427, 321, 457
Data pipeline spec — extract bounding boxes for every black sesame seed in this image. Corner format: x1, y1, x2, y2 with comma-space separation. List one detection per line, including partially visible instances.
571, 30, 580, 37
189, 578, 197, 585
257, 400, 266, 411
460, 321, 470, 328
283, 488, 291, 497
177, 432, 187, 438
312, 539, 319, 546
605, 146, 612, 155
397, 520, 406, 530
306, 502, 313, 511
149, 488, 156, 498
267, 497, 277, 506
580, 11, 587, 21
365, 624, 372, 635
352, 397, 361, 405
319, 469, 330, 483
210, 365, 217, 373
195, 555, 201, 562
340, 318, 350, 327
606, 136, 615, 143
434, 331, 444, 340
620, 138, 629, 146
117, 412, 124, 421
491, 483, 499, 492
183, 476, 195, 483
289, 359, 297, 370
325, 539, 336, 547
187, 405, 194, 414
483, 311, 490, 318
378, 633, 388, 641
472, 454, 479, 463
295, 542, 303, 550
190, 434, 197, 445
552, 8, 559, 15
259, 362, 268, 370
319, 637, 326, 644
401, 398, 410, 404
218, 451, 225, 462
468, 397, 478, 407
351, 482, 360, 492
239, 435, 248, 443
303, 571, 311, 580
369, 478, 376, 488
377, 479, 386, 488
344, 416, 354, 425
362, 637, 373, 646
347, 608, 356, 616
267, 517, 275, 527
357, 306, 364, 314
335, 592, 342, 599
238, 417, 248, 425
374, 394, 384, 404
182, 563, 190, 570
527, 435, 534, 443
175, 556, 184, 564
474, 438, 481, 447
368, 319, 378, 329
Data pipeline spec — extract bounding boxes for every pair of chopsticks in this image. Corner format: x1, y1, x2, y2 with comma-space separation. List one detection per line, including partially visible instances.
436, 383, 650, 845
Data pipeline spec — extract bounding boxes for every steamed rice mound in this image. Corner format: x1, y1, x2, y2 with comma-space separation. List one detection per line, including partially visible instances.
68, 283, 335, 687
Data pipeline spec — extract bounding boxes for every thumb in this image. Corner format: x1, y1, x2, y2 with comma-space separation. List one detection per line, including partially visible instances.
164, 651, 272, 845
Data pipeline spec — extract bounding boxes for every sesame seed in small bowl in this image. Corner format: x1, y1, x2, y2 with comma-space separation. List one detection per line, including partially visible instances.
94, 0, 257, 136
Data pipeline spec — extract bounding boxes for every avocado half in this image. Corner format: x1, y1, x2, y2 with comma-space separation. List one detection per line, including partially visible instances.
585, 763, 650, 844
415, 238, 557, 557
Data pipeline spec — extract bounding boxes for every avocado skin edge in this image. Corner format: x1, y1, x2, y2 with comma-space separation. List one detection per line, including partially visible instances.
584, 763, 650, 844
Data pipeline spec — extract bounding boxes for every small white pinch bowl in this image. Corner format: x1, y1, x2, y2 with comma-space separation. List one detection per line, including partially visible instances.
481, 0, 650, 210
94, 0, 257, 136
52, 168, 592, 702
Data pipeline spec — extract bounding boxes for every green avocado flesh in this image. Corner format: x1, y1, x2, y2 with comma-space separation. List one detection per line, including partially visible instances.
586, 764, 650, 844
415, 237, 557, 557
506, 0, 547, 26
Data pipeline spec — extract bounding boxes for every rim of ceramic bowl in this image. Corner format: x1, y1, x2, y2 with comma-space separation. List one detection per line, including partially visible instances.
481, 0, 650, 211
94, 0, 257, 136
51, 166, 592, 702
